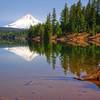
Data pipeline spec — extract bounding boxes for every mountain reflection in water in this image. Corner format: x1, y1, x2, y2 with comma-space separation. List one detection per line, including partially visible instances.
4, 47, 38, 61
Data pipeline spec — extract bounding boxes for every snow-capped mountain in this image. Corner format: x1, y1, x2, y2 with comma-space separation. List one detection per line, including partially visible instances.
4, 46, 38, 61
5, 14, 41, 29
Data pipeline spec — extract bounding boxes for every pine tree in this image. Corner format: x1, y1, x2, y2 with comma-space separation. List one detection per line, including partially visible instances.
44, 13, 52, 41
60, 3, 69, 34
28, 0, 100, 39
96, 0, 100, 26
86, 1, 96, 34
85, 2, 91, 32
69, 4, 77, 33
55, 22, 62, 37
91, 4, 96, 35
52, 8, 57, 35
28, 26, 34, 38
96, 0, 100, 32
69, 0, 86, 33
81, 7, 86, 32
76, 0, 85, 33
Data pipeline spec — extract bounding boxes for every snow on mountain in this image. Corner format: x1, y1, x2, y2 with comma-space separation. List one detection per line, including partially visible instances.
4, 46, 38, 61
5, 14, 41, 29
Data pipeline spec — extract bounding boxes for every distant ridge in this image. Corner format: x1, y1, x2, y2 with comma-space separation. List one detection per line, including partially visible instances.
0, 27, 25, 32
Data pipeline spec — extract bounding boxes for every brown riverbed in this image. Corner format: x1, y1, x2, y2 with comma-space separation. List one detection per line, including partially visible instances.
0, 78, 100, 100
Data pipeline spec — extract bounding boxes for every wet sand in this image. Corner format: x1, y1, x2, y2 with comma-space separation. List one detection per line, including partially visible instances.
0, 78, 100, 100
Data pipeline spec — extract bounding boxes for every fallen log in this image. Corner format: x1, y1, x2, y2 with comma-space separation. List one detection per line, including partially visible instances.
75, 68, 100, 81
74, 68, 100, 87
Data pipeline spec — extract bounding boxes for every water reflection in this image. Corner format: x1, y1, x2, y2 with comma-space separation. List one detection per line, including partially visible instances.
0, 40, 100, 87
28, 40, 100, 78
4, 47, 38, 61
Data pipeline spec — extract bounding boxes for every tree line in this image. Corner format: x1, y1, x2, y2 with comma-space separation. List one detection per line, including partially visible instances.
0, 29, 27, 40
28, 0, 100, 41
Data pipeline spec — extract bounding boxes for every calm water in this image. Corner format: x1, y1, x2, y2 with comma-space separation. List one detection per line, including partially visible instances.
0, 41, 100, 100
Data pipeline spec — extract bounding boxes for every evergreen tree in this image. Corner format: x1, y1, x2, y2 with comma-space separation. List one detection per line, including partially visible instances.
44, 13, 52, 41
76, 0, 82, 32
85, 2, 91, 32
55, 22, 62, 37
36, 24, 44, 39
60, 3, 69, 34
94, 0, 100, 32
69, 4, 77, 33
28, 0, 100, 39
91, 4, 96, 34
28, 26, 34, 38
81, 7, 86, 32
75, 0, 86, 33
96, 0, 100, 26
52, 8, 57, 35
86, 1, 96, 34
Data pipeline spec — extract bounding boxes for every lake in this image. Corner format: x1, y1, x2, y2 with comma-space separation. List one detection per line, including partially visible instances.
0, 40, 100, 100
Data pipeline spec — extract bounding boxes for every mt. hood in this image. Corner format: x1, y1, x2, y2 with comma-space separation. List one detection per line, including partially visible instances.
5, 14, 41, 29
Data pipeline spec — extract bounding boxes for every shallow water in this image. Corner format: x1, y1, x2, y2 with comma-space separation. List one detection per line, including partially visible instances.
0, 42, 100, 100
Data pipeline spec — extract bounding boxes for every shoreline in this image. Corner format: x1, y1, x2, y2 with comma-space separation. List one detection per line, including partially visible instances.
0, 78, 100, 100
30, 33, 100, 46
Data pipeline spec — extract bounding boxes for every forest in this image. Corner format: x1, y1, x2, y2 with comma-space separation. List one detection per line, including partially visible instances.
0, 27, 27, 40
28, 0, 100, 42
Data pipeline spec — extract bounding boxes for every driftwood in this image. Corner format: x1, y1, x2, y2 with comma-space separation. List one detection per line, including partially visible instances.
75, 68, 100, 81
83, 68, 100, 81
74, 68, 100, 87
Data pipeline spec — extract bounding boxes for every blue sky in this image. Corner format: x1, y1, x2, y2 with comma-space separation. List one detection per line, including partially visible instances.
0, 0, 88, 26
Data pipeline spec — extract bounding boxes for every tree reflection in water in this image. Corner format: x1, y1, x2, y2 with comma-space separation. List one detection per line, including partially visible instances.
28, 40, 100, 78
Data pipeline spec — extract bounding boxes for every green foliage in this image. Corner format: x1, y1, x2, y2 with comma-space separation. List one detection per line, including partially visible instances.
52, 8, 57, 35
96, 25, 100, 33
96, 0, 100, 25
91, 6, 96, 35
28, 24, 45, 39
60, 3, 69, 34
55, 22, 62, 37
76, 0, 86, 33
85, 1, 97, 34
28, 26, 34, 38
69, 4, 77, 33
44, 13, 52, 41
76, 0, 82, 32
0, 29, 27, 40
28, 40, 100, 75
28, 0, 100, 39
